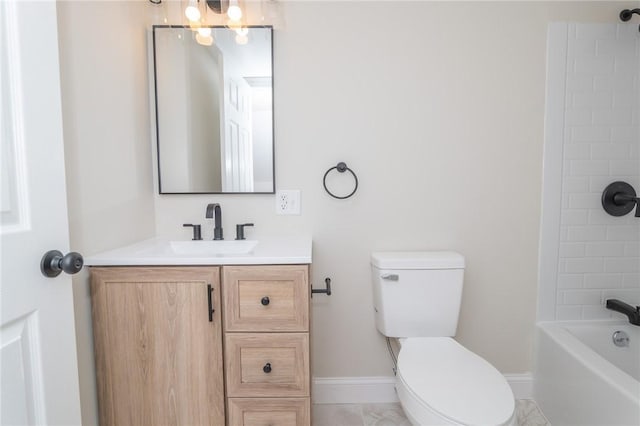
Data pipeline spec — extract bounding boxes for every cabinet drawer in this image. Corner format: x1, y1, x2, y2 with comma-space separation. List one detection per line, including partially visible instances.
223, 266, 309, 332
227, 398, 310, 426
225, 333, 309, 397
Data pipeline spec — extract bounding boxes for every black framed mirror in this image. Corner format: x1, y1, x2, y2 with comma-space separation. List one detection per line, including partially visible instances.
152, 25, 274, 194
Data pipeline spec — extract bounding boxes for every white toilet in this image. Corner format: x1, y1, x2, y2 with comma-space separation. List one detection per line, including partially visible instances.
371, 251, 516, 426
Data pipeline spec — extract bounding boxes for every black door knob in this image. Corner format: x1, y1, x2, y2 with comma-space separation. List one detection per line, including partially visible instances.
40, 250, 84, 278
261, 296, 270, 306
263, 362, 272, 373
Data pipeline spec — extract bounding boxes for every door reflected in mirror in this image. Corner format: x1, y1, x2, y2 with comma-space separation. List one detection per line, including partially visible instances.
152, 26, 274, 194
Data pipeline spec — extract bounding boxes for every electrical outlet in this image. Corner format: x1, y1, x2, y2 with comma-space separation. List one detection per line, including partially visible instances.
276, 190, 301, 215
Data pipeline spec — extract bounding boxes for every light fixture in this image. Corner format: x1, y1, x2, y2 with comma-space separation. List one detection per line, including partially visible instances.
196, 32, 214, 46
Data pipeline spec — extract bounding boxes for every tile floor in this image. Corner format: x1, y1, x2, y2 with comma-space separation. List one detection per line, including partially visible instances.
312, 399, 550, 426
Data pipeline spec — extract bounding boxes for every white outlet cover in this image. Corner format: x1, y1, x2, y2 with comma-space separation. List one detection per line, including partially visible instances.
276, 190, 301, 215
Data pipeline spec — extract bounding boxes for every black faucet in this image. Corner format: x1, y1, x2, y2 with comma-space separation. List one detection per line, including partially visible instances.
205, 203, 223, 240
606, 299, 640, 326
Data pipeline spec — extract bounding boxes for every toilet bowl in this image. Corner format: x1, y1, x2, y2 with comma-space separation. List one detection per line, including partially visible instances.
395, 337, 516, 426
370, 251, 516, 426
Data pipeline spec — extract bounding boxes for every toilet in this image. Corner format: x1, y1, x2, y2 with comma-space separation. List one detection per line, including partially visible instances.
371, 251, 516, 426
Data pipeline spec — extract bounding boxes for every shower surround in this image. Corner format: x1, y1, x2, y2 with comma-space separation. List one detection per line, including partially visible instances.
539, 23, 640, 322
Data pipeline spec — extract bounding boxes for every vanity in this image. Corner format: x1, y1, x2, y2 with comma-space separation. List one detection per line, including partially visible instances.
85, 237, 312, 426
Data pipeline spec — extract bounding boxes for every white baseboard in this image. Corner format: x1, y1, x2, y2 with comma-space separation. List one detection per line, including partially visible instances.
313, 374, 533, 404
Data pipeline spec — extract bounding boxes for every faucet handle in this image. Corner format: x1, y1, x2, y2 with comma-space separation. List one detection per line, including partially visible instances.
235, 223, 254, 240
183, 224, 202, 240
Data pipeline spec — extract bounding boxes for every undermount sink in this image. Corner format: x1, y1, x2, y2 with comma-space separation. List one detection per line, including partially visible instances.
170, 240, 258, 255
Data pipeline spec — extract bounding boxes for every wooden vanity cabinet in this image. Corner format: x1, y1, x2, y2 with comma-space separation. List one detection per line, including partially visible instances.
223, 265, 311, 426
90, 264, 310, 426
90, 267, 225, 426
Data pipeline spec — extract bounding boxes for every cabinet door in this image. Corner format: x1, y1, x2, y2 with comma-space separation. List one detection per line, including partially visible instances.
91, 267, 224, 426
223, 265, 309, 332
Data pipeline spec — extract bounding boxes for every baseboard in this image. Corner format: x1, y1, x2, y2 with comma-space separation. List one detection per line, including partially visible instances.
313, 374, 533, 404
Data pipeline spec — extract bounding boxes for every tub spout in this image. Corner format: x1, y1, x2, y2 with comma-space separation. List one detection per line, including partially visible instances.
606, 299, 640, 326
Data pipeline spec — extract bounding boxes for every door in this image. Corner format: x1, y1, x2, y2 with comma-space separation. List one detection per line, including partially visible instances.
90, 267, 225, 425
1, 0, 82, 424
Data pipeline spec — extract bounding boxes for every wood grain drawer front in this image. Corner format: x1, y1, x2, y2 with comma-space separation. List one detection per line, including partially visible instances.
227, 398, 310, 426
225, 333, 310, 397
223, 265, 309, 332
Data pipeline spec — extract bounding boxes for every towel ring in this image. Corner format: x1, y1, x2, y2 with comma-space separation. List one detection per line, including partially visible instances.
323, 162, 358, 199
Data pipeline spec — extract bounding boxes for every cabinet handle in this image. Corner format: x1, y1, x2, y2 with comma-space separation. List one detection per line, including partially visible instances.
261, 296, 270, 306
207, 284, 215, 322
263, 362, 272, 373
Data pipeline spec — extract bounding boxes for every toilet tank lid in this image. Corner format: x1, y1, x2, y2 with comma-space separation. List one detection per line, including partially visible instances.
371, 251, 465, 269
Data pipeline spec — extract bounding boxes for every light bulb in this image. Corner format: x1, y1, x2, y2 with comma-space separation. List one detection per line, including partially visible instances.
196, 33, 214, 46
198, 27, 212, 37
185, 0, 201, 22
227, 1, 242, 21
235, 34, 248, 45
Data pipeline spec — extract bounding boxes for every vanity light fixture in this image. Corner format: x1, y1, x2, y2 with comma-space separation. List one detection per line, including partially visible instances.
227, 0, 243, 21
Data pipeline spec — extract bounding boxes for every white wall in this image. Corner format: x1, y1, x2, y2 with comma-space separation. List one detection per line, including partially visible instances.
539, 23, 639, 321
154, 2, 632, 378
57, 2, 156, 424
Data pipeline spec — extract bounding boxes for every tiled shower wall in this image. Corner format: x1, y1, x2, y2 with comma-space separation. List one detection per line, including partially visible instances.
552, 24, 640, 320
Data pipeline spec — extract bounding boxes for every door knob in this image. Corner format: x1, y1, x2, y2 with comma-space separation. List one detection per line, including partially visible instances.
40, 250, 84, 277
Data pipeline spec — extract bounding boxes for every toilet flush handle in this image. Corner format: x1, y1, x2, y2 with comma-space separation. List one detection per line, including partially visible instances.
381, 274, 399, 281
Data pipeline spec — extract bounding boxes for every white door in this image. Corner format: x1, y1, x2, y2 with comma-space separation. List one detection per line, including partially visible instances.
1, 1, 82, 425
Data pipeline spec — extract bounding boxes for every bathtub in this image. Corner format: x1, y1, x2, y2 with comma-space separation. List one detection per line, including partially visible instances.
534, 320, 640, 426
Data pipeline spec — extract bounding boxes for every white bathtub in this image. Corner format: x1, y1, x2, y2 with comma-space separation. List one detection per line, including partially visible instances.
534, 320, 640, 426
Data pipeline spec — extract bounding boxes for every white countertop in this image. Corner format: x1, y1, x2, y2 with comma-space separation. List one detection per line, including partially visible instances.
84, 236, 312, 266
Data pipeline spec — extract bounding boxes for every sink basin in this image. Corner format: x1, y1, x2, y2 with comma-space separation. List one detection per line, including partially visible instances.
170, 240, 258, 255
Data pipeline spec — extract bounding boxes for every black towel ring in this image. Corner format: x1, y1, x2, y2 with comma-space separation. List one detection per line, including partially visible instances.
323, 162, 358, 199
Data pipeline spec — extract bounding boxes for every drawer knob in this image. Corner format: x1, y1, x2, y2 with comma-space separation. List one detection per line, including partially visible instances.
263, 363, 272, 373
261, 296, 270, 306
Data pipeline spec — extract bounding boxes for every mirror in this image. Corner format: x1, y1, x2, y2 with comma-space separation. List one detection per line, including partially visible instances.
152, 25, 274, 194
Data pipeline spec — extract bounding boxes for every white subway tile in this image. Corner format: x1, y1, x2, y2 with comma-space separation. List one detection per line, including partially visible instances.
565, 258, 604, 273
561, 209, 589, 225
563, 176, 590, 192
611, 126, 640, 143
609, 160, 640, 176
594, 75, 635, 91
555, 305, 583, 320
559, 242, 586, 257
569, 160, 609, 176
585, 242, 626, 257
590, 143, 630, 160
560, 226, 569, 241
582, 305, 613, 319
563, 289, 603, 305
624, 242, 640, 257
564, 143, 591, 160
584, 273, 623, 288
567, 225, 607, 241
606, 225, 640, 241
572, 92, 612, 108
574, 56, 615, 74
592, 109, 633, 125
615, 57, 640, 75
596, 38, 637, 56
623, 273, 640, 288
576, 24, 616, 39
558, 258, 567, 273
613, 91, 640, 108
569, 37, 597, 56
571, 126, 610, 143
565, 109, 593, 126
588, 209, 618, 225
558, 274, 584, 288
568, 193, 601, 209
566, 74, 594, 91
604, 257, 640, 273
589, 176, 619, 192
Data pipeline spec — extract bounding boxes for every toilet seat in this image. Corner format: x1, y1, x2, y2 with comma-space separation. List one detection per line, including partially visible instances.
396, 337, 515, 426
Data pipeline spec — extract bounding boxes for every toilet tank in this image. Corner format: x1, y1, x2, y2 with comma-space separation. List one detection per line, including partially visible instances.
371, 251, 465, 338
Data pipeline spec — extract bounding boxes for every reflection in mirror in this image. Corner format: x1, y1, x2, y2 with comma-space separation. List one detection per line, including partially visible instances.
152, 26, 274, 194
